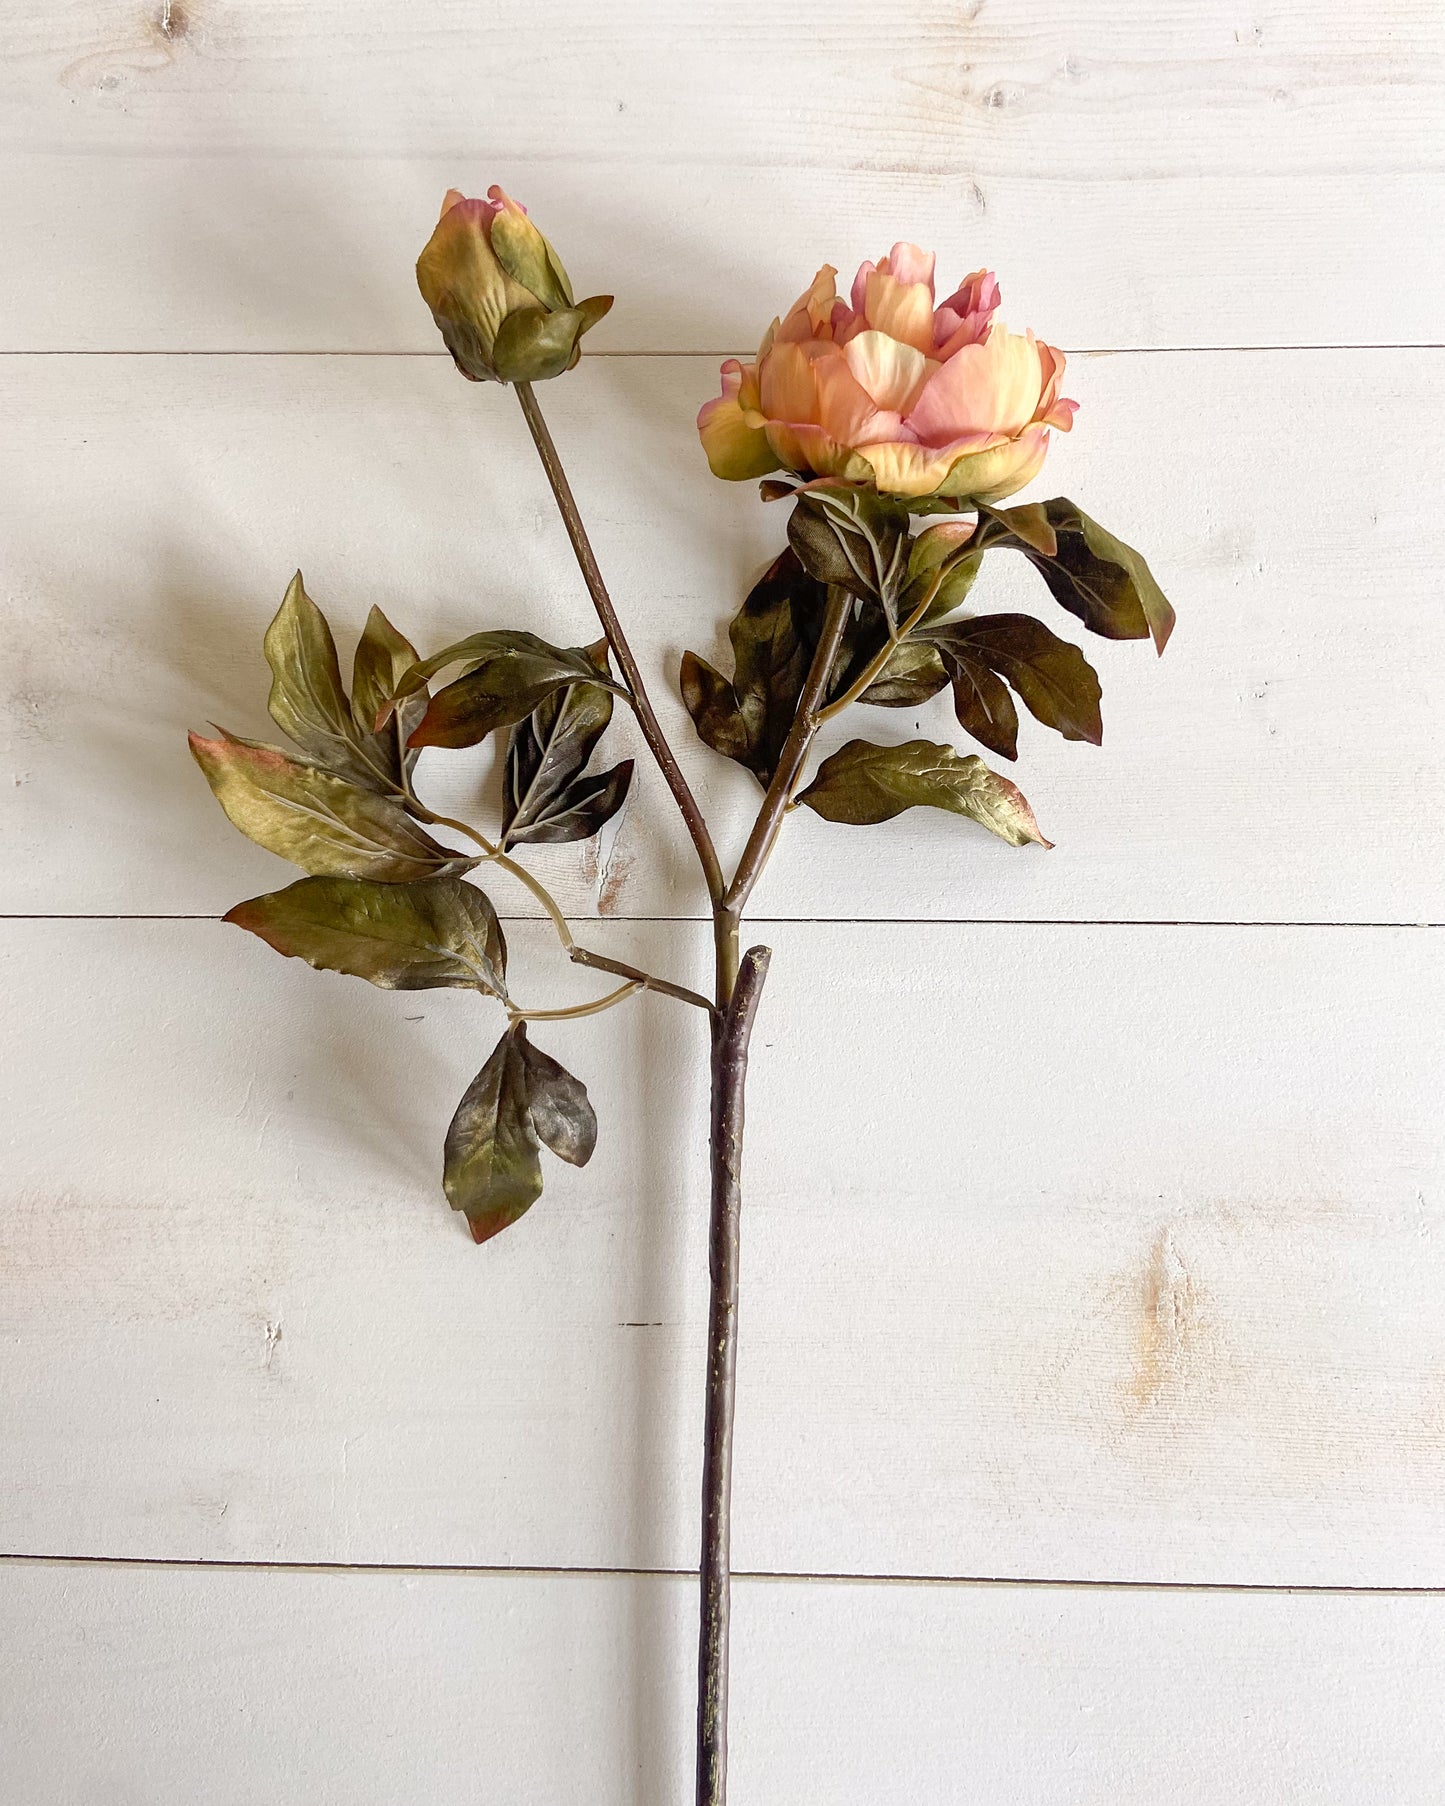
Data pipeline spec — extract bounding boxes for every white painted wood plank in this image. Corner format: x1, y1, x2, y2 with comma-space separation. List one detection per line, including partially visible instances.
3, 917, 1441, 1584
3, 5, 1442, 348
6, 1559, 1445, 1806
1, 350, 1440, 925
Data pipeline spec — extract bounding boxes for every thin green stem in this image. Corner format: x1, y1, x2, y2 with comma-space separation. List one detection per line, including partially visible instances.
507, 980, 641, 1023
407, 795, 712, 1015
723, 583, 854, 917
814, 579, 940, 724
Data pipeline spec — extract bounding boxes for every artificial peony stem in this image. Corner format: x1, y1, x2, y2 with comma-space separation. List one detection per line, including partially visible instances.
408, 798, 710, 1015
513, 382, 727, 908
696, 943, 771, 1806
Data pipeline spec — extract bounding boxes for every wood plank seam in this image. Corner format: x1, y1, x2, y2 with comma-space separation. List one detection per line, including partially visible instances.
5, 1553, 1445, 1598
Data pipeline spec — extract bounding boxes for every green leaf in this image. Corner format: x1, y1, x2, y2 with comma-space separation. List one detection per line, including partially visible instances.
788, 490, 912, 626
860, 638, 951, 708
501, 649, 632, 845
995, 499, 1175, 654
491, 303, 608, 384
488, 207, 573, 310
225, 875, 508, 998
189, 729, 477, 879
679, 548, 827, 786
797, 738, 1050, 847
976, 500, 1058, 558
444, 1023, 597, 1245
930, 614, 1103, 748
351, 604, 426, 785
898, 523, 984, 626
260, 574, 412, 793
409, 637, 624, 751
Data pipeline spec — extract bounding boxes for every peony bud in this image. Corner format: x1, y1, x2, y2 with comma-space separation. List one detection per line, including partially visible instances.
417, 188, 613, 385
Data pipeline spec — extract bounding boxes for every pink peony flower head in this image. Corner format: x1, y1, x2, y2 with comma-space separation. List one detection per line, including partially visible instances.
698, 244, 1076, 505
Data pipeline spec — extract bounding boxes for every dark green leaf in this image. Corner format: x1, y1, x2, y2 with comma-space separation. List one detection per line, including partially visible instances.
680, 651, 754, 765
860, 639, 951, 708
505, 760, 634, 846
443, 1023, 597, 1245
391, 630, 606, 703
934, 645, 1021, 759
189, 729, 476, 880
517, 1034, 597, 1166
679, 549, 825, 785
351, 604, 426, 784
931, 614, 1103, 747
444, 1026, 542, 1244
797, 738, 1050, 847
788, 490, 912, 625
410, 637, 623, 750
502, 648, 630, 845
992, 499, 1175, 654
225, 875, 508, 998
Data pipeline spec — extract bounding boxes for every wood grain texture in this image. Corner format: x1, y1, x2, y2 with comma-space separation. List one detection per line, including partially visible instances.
1, 2, 1441, 349
3, 916, 1442, 1583
6, 1558, 1445, 1806
2, 350, 1441, 925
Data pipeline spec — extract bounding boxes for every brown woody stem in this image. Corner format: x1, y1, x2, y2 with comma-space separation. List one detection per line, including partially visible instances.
696, 943, 770, 1806
514, 381, 727, 911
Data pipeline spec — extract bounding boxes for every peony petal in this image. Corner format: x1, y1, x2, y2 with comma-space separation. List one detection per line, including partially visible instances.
862, 269, 937, 355
842, 329, 933, 413
698, 361, 779, 480
908, 326, 1045, 444
1032, 339, 1078, 430
814, 354, 914, 449
885, 242, 937, 295
759, 340, 823, 425
855, 440, 959, 498
933, 426, 1052, 504
775, 265, 840, 343
934, 268, 999, 346
850, 259, 877, 317
764, 421, 873, 484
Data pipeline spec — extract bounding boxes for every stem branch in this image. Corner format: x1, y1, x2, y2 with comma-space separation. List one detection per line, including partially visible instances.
410, 798, 710, 1015
508, 980, 641, 1023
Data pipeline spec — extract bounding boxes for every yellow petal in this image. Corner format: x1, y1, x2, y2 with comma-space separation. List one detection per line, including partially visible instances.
855, 441, 957, 498
697, 362, 779, 481
842, 329, 933, 413
759, 341, 822, 424
862, 270, 936, 355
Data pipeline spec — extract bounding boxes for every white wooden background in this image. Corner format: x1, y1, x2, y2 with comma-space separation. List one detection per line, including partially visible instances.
2, 3, 1443, 1799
